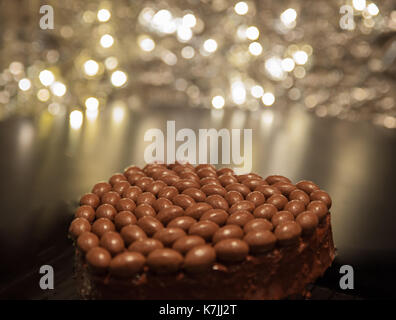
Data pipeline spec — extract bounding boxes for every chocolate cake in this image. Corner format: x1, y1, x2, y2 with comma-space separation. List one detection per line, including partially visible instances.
69, 163, 335, 300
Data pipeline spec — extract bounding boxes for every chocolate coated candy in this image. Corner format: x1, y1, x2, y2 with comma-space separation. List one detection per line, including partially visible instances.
214, 239, 249, 262
101, 191, 121, 206
254, 185, 281, 197
69, 217, 91, 238
86, 247, 111, 273
200, 209, 229, 226
212, 225, 244, 243
91, 182, 112, 197
224, 191, 244, 206
289, 189, 310, 206
75, 205, 95, 222
185, 202, 213, 219
77, 231, 99, 252
274, 221, 302, 245
80, 193, 100, 208
271, 211, 294, 227
128, 238, 164, 255
265, 175, 291, 185
109, 251, 146, 277
157, 205, 184, 225
114, 211, 137, 230
245, 191, 266, 207
109, 173, 127, 186
172, 235, 206, 254
307, 200, 328, 220
266, 194, 288, 210
310, 190, 332, 208
113, 181, 131, 195
168, 216, 197, 231
116, 198, 136, 212
158, 186, 179, 200
172, 194, 195, 209
296, 211, 319, 234
229, 200, 255, 213
205, 194, 229, 210
244, 230, 276, 253
253, 203, 278, 219
184, 245, 216, 273
137, 216, 164, 236
189, 220, 219, 241
227, 210, 254, 227
120, 225, 147, 245
136, 192, 156, 207
296, 180, 319, 194
182, 188, 206, 202
96, 204, 117, 220
284, 200, 305, 216
100, 231, 125, 255
225, 183, 250, 197
134, 204, 156, 219
122, 186, 142, 202
244, 218, 273, 233
153, 227, 186, 247
91, 218, 116, 237
147, 248, 184, 274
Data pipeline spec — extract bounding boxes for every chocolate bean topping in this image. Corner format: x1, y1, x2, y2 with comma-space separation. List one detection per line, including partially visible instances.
197, 168, 217, 179
224, 191, 244, 206
172, 194, 195, 209
244, 230, 276, 253
254, 185, 281, 198
116, 198, 136, 212
274, 221, 302, 245
266, 194, 288, 210
147, 248, 184, 274
92, 182, 112, 197
214, 239, 249, 262
153, 197, 173, 212
86, 247, 111, 273
122, 186, 142, 202
174, 179, 201, 192
80, 193, 100, 208
137, 216, 164, 236
91, 218, 116, 237
310, 190, 332, 208
114, 211, 137, 230
101, 191, 121, 206
109, 173, 127, 186
225, 183, 250, 197
145, 180, 166, 195
127, 172, 146, 185
184, 245, 216, 273
153, 227, 186, 247
157, 205, 184, 225
289, 189, 310, 206
245, 191, 266, 207
265, 175, 291, 185
296, 211, 319, 234
200, 177, 221, 186
205, 194, 229, 210
244, 218, 273, 233
182, 188, 206, 202
120, 225, 147, 245
96, 204, 117, 220
271, 211, 294, 227
296, 180, 319, 194
185, 202, 213, 219
77, 231, 99, 252
200, 209, 229, 226
75, 205, 95, 222
201, 184, 226, 197
134, 204, 156, 219
307, 200, 328, 220
284, 200, 305, 217
242, 179, 267, 190
229, 200, 255, 213
128, 238, 164, 256
168, 216, 197, 231
112, 181, 131, 195
227, 210, 254, 227
189, 220, 219, 241
158, 186, 179, 200
218, 175, 238, 187
217, 168, 234, 176
253, 203, 278, 219
100, 231, 125, 255
273, 182, 297, 196
69, 218, 91, 238
172, 235, 206, 254
135, 177, 154, 191
109, 252, 146, 277
136, 192, 156, 207
212, 225, 244, 243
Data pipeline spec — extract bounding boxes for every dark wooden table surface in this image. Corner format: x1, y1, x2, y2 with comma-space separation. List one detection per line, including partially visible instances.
0, 104, 395, 299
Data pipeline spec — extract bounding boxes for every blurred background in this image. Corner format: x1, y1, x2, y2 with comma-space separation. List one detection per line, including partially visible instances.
0, 0, 396, 299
